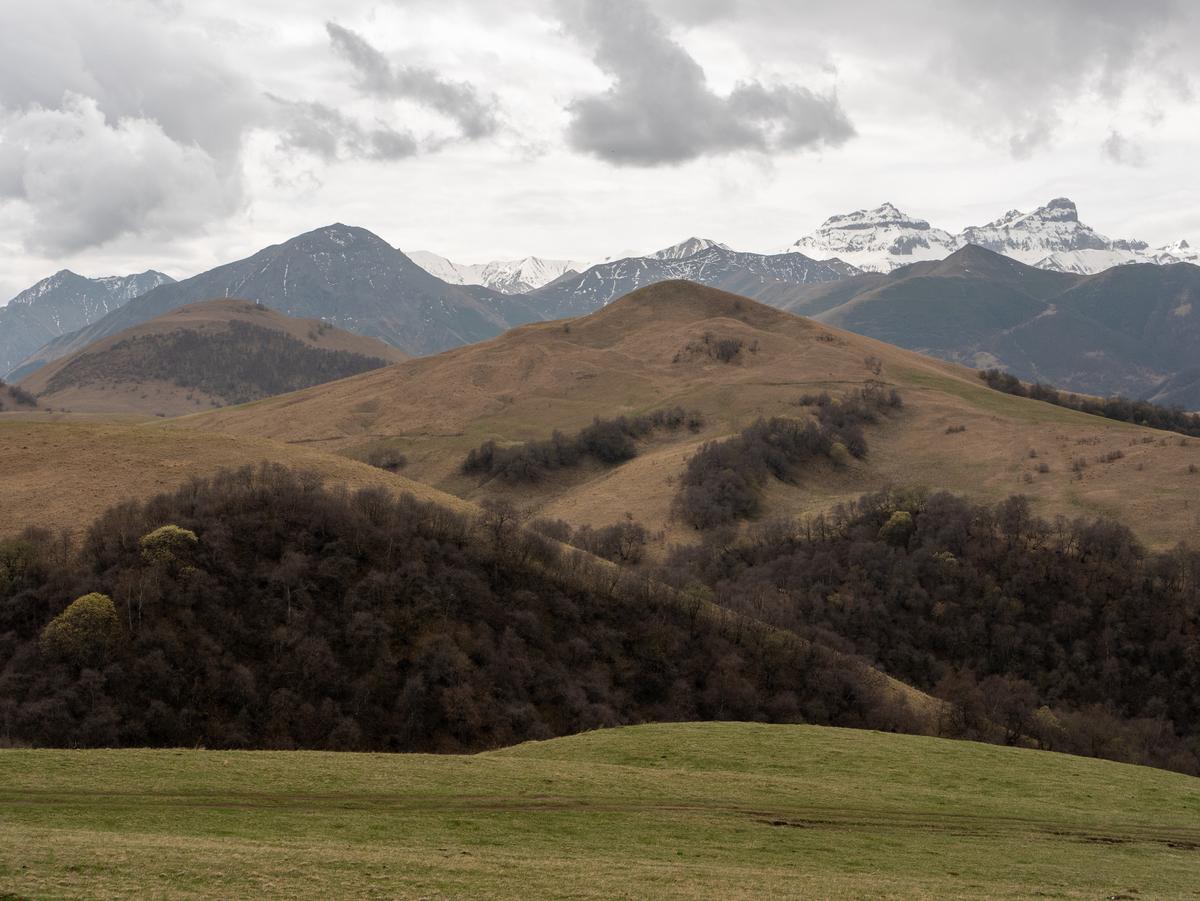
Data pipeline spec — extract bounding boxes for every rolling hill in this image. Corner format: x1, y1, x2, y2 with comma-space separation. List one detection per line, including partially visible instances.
2, 723, 1197, 899
0, 418, 472, 537
18, 298, 407, 416
13, 225, 543, 374
180, 280, 1200, 550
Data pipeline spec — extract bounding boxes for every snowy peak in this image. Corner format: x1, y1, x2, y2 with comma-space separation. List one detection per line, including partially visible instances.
786, 202, 958, 273
960, 197, 1114, 265
407, 251, 586, 294
648, 237, 730, 261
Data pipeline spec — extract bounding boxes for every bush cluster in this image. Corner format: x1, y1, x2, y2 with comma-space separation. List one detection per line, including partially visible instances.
674, 385, 902, 529
463, 407, 704, 483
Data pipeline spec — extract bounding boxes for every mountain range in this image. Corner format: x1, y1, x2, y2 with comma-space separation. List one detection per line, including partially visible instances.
0, 269, 173, 377
778, 244, 1200, 408
407, 197, 1197, 284
4, 198, 1199, 409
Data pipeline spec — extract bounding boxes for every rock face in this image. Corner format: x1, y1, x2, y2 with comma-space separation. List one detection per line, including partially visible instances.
14, 225, 544, 375
1, 270, 173, 378
783, 202, 960, 273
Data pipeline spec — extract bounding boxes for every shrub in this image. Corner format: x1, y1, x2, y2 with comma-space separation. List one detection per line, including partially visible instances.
40, 593, 122, 665
463, 407, 704, 483
365, 446, 408, 472
675, 387, 901, 528
139, 525, 199, 568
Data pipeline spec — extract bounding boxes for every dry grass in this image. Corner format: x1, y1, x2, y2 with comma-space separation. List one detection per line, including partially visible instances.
0, 418, 472, 537
175, 282, 1200, 550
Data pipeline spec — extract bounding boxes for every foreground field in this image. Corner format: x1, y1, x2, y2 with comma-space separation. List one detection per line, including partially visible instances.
2, 723, 1198, 899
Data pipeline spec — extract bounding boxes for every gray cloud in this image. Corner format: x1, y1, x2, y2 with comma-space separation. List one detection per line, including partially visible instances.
1101, 130, 1147, 167
698, 0, 1195, 159
0, 94, 240, 255
0, 0, 262, 254
325, 22, 499, 139
273, 98, 420, 162
556, 0, 853, 166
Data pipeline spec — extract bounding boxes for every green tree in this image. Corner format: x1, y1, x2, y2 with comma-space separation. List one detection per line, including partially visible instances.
139, 524, 199, 569
40, 593, 122, 665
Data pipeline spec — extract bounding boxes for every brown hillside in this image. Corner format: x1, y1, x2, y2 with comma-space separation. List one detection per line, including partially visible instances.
179, 281, 1200, 549
20, 299, 407, 416
0, 419, 469, 538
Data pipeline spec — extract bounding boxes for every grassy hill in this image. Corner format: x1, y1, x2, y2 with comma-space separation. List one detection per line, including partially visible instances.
179, 280, 1200, 550
18, 298, 407, 416
0, 418, 471, 536
1, 723, 1197, 899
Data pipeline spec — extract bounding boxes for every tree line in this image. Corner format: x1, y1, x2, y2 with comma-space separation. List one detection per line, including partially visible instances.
662, 488, 1200, 774
979, 368, 1200, 438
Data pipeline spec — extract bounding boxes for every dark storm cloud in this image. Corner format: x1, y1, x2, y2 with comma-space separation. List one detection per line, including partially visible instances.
325, 22, 499, 139
555, 0, 854, 166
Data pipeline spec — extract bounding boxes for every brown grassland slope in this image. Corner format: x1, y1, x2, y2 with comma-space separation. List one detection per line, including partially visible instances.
0, 419, 469, 537
176, 281, 1200, 549
19, 298, 407, 416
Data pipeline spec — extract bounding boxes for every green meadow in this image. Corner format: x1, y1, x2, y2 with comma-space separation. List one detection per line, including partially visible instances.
2, 723, 1198, 899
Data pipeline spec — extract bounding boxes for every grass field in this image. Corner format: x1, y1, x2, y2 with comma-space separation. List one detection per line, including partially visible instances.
2, 723, 1198, 899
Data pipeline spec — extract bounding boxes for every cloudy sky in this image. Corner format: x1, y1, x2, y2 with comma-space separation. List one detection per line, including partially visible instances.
1, 0, 1198, 300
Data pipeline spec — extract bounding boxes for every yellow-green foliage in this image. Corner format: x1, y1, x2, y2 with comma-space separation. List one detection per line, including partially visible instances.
139, 524, 198, 567
39, 592, 122, 664
0, 538, 35, 595
879, 509, 915, 545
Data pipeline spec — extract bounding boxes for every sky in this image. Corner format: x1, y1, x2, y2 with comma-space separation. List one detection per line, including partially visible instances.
1, 0, 1198, 301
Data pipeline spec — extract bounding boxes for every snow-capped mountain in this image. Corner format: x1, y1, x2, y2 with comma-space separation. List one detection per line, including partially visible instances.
960, 198, 1131, 267
527, 244, 860, 319
407, 251, 587, 295
784, 197, 1194, 276
1, 269, 173, 378
783, 202, 959, 273
1153, 239, 1200, 266
647, 237, 730, 261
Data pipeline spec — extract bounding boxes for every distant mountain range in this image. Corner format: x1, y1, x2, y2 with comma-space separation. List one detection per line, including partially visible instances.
0, 269, 173, 377
8, 225, 544, 377
407, 198, 1197, 284
776, 244, 1200, 409
5, 199, 1199, 409
782, 197, 1198, 274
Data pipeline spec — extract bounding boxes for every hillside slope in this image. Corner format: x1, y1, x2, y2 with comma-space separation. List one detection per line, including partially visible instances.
19, 299, 407, 416
0, 419, 470, 537
794, 246, 1200, 407
2, 724, 1198, 899
181, 280, 1200, 549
